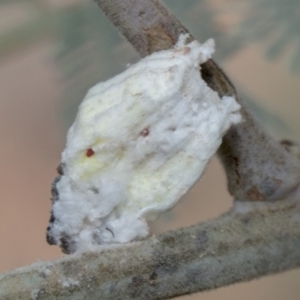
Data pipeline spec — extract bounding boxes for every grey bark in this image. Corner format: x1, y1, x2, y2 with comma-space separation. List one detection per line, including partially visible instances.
1, 1, 300, 299
1, 196, 300, 299
94, 0, 300, 202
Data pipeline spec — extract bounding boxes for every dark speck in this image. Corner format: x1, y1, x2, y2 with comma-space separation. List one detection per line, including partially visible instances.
86, 148, 95, 157
149, 271, 157, 281
141, 128, 150, 137
195, 230, 209, 249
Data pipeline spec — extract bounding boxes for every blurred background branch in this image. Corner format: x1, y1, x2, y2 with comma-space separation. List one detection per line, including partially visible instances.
1, 0, 298, 129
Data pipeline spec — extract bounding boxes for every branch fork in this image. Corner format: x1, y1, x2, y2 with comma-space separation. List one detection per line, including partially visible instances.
94, 0, 300, 202
1, 1, 300, 299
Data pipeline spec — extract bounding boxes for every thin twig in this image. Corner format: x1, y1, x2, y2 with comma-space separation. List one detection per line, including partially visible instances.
1, 196, 300, 299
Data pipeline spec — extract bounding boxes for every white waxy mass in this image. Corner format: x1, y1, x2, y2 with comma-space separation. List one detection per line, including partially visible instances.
47, 35, 241, 253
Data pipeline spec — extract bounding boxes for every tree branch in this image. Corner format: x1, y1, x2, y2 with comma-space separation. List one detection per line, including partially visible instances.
93, 0, 300, 202
2, 1, 300, 299
1, 195, 300, 300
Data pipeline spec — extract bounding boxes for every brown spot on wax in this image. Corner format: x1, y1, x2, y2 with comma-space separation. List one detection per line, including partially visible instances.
86, 148, 95, 157
141, 128, 150, 137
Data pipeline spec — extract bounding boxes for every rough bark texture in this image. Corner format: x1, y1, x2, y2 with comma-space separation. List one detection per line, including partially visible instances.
1, 196, 300, 299
1, 1, 300, 300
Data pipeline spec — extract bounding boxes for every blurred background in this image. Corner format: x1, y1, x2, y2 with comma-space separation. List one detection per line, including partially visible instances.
0, 0, 300, 299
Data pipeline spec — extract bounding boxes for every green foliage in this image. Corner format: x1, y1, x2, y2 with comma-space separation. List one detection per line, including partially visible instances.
53, 2, 140, 126
2, 0, 299, 70
236, 0, 300, 73
165, 0, 243, 61
53, 0, 243, 126
0, 0, 297, 130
